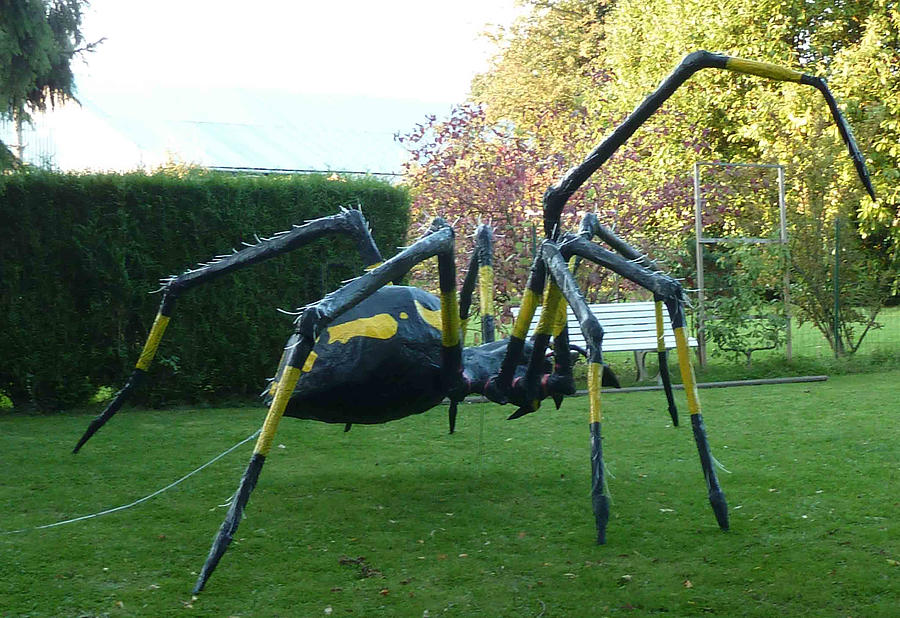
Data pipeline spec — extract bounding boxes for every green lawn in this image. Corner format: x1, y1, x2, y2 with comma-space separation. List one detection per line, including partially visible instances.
2, 371, 898, 616
594, 305, 900, 388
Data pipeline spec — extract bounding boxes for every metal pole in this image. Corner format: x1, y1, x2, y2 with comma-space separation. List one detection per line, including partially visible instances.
693, 162, 707, 366
833, 218, 841, 357
778, 166, 792, 361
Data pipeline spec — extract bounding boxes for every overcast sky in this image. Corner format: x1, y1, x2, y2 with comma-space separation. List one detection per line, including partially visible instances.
74, 0, 523, 103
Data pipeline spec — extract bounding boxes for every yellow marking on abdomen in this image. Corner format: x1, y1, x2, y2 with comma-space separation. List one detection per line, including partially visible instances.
415, 300, 443, 332
327, 314, 398, 344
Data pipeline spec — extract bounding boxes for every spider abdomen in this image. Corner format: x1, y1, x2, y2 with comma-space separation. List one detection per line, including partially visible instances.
279, 286, 447, 424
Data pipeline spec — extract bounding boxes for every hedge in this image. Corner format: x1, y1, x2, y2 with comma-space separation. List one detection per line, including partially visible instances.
0, 170, 409, 410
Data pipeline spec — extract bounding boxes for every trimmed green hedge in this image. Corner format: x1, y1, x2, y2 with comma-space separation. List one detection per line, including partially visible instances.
0, 170, 409, 410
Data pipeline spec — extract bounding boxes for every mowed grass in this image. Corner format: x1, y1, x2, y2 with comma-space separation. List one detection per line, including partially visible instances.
1, 371, 898, 616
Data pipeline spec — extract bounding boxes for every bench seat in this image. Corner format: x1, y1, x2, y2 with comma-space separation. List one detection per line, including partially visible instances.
510, 301, 697, 381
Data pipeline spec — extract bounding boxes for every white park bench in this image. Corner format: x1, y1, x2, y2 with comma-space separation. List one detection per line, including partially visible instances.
510, 301, 698, 381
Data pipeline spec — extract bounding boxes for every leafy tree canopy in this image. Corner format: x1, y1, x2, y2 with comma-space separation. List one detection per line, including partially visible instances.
405, 0, 897, 309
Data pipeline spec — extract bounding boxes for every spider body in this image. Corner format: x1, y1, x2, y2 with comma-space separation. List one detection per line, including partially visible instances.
70, 50, 876, 595
275, 285, 557, 425
277, 286, 446, 425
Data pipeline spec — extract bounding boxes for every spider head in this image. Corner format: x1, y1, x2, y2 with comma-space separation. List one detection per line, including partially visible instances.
463, 338, 608, 410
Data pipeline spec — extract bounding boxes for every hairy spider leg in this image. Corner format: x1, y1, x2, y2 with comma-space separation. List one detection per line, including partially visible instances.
540, 242, 610, 543
561, 235, 729, 532
454, 223, 496, 432
577, 212, 679, 426
193, 219, 462, 594
72, 208, 382, 454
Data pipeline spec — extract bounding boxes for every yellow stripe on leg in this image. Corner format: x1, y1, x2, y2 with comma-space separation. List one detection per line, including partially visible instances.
255, 365, 302, 457
674, 327, 701, 416
654, 301, 666, 352
478, 265, 494, 319
512, 288, 539, 339
725, 57, 803, 83
440, 289, 461, 347
534, 283, 563, 336
135, 313, 171, 371
588, 362, 602, 424
552, 295, 568, 337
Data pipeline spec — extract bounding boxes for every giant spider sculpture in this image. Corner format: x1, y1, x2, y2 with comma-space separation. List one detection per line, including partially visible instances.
73, 51, 876, 593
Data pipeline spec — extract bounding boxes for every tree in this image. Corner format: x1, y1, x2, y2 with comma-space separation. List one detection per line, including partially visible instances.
402, 0, 896, 342
827, 3, 900, 292
0, 0, 99, 164
597, 0, 896, 287
398, 96, 710, 327
401, 0, 717, 322
471, 0, 612, 133
704, 244, 787, 367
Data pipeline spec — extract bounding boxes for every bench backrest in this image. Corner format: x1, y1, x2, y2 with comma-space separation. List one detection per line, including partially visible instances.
510, 301, 696, 353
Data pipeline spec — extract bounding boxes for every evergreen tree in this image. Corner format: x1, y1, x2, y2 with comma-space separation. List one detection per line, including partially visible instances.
0, 0, 100, 164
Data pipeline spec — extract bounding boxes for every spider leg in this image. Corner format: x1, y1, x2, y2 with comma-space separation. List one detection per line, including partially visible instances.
484, 254, 547, 404
577, 213, 679, 426
193, 218, 462, 593
539, 242, 610, 543
459, 223, 496, 344
560, 234, 729, 533
72, 208, 381, 453
506, 271, 565, 419
541, 50, 874, 240
453, 224, 495, 432
545, 255, 579, 410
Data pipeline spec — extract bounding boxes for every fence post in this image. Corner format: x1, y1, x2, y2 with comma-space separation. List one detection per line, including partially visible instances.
833, 218, 841, 357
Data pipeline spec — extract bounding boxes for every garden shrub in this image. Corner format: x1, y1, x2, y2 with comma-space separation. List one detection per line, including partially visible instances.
0, 170, 408, 410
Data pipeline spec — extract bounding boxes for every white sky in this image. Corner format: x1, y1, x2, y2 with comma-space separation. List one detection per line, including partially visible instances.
75, 0, 524, 103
